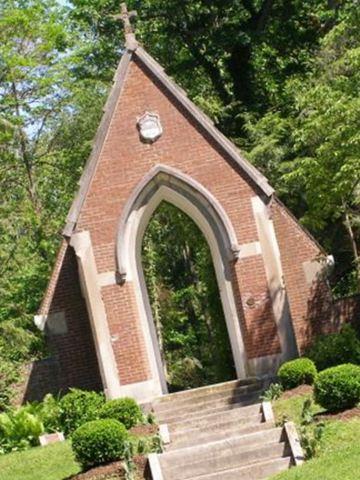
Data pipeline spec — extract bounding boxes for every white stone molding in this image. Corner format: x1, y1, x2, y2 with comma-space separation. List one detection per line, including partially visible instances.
159, 424, 171, 445
148, 453, 164, 480
70, 231, 122, 399
261, 401, 275, 424
251, 196, 298, 364
284, 421, 304, 466
117, 164, 241, 280
116, 164, 248, 396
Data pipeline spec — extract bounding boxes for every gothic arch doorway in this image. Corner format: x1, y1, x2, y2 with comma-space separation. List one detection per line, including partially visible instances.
117, 165, 248, 395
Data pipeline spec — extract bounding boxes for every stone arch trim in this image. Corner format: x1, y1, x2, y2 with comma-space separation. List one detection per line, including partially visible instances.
116, 164, 248, 395
116, 164, 241, 281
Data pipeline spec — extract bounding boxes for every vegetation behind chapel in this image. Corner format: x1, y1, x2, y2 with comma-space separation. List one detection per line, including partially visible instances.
0, 0, 359, 406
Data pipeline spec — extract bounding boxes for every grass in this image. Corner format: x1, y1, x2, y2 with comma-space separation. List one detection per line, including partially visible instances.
271, 391, 360, 480
0, 431, 157, 480
272, 391, 323, 425
0, 441, 80, 480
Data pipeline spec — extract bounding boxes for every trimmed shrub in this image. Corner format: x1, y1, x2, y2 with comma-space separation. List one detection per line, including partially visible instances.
71, 419, 129, 468
306, 324, 360, 371
59, 389, 105, 435
99, 397, 143, 429
277, 358, 317, 390
314, 363, 360, 411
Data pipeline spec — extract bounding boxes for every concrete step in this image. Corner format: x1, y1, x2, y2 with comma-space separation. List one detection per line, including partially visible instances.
161, 427, 284, 464
167, 421, 273, 450
153, 379, 263, 411
162, 441, 290, 480
154, 378, 260, 406
157, 391, 262, 424
168, 403, 262, 433
170, 413, 263, 445
154, 382, 262, 416
186, 457, 292, 480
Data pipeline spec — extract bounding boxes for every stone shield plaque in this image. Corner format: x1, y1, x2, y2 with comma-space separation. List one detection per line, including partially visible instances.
137, 112, 163, 143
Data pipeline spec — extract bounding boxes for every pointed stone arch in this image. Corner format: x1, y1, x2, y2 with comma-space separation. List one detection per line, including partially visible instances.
116, 164, 248, 395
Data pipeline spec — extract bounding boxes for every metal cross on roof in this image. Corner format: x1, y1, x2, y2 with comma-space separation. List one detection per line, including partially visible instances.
113, 3, 138, 49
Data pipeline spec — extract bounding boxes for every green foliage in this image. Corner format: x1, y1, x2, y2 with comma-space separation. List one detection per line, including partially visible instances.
314, 364, 360, 411
59, 389, 105, 435
298, 398, 325, 459
131, 433, 163, 456
278, 358, 317, 390
246, 4, 360, 290
307, 324, 360, 371
0, 360, 19, 411
38, 394, 62, 433
99, 398, 143, 429
0, 0, 107, 382
0, 406, 44, 454
260, 383, 283, 401
71, 419, 129, 468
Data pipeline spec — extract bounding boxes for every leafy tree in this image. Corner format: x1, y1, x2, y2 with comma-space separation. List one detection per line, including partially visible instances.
70, 0, 343, 138
0, 0, 107, 378
246, 4, 360, 292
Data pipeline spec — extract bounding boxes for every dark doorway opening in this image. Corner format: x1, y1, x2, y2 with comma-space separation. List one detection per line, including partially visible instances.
142, 201, 236, 393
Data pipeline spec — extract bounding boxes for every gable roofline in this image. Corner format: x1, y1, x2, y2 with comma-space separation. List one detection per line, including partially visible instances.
63, 45, 274, 237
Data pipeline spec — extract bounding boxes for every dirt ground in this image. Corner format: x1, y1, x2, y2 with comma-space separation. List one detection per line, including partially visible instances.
68, 456, 149, 480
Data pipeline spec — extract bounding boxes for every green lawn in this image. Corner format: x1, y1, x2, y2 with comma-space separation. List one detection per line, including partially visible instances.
0, 432, 156, 480
0, 441, 80, 480
271, 393, 360, 479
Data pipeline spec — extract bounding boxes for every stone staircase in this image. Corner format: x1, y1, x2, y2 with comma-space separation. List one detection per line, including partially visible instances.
148, 378, 303, 480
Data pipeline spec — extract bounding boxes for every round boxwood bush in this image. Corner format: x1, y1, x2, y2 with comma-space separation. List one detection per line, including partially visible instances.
277, 358, 317, 390
99, 397, 143, 429
314, 363, 360, 412
71, 419, 129, 468
59, 389, 105, 435
306, 324, 360, 371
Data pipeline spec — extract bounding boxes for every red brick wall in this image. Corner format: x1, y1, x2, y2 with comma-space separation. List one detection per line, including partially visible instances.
73, 56, 285, 380
271, 200, 333, 352
29, 245, 103, 400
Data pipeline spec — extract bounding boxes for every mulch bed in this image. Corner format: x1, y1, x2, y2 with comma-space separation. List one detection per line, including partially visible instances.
68, 456, 150, 480
279, 384, 313, 399
67, 461, 126, 480
129, 424, 158, 436
315, 407, 360, 422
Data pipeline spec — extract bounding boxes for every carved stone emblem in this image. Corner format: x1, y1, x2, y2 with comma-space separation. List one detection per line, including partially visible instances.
137, 112, 163, 143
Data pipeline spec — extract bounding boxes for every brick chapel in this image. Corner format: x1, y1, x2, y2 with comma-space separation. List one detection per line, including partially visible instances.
32, 7, 334, 403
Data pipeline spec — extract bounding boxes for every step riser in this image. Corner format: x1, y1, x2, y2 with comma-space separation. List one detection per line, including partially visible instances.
161, 428, 283, 463
170, 414, 263, 443
153, 382, 262, 412
162, 443, 290, 480
153, 384, 261, 414
169, 404, 261, 433
157, 394, 261, 424
186, 457, 292, 480
167, 423, 272, 450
